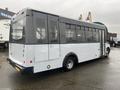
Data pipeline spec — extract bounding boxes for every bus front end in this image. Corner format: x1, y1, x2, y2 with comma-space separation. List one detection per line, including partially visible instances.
8, 9, 34, 73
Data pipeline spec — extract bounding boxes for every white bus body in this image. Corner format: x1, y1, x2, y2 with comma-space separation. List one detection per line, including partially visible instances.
8, 9, 110, 73
0, 19, 10, 48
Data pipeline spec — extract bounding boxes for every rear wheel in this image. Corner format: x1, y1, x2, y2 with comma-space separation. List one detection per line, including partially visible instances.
113, 43, 116, 47
63, 56, 75, 71
106, 48, 110, 57
3, 42, 8, 49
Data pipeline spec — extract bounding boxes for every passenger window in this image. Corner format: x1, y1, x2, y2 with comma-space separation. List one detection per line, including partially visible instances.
49, 20, 59, 44
88, 28, 93, 41
93, 29, 99, 42
65, 24, 76, 43
35, 18, 48, 43
36, 28, 46, 39
85, 27, 93, 42
76, 26, 85, 42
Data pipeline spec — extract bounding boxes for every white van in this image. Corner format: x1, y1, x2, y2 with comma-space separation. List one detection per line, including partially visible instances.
0, 19, 10, 48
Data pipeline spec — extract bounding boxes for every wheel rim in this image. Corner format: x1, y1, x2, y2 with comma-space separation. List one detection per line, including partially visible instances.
66, 59, 74, 69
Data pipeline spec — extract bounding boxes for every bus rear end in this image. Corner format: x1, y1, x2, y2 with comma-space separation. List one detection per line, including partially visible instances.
8, 9, 34, 73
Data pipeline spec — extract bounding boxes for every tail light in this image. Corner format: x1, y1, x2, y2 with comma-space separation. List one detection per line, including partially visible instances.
23, 60, 32, 64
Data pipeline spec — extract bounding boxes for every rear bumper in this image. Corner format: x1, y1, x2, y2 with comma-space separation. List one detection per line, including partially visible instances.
7, 58, 33, 73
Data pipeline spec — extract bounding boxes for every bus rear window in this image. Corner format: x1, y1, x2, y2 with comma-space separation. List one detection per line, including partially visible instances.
12, 19, 24, 40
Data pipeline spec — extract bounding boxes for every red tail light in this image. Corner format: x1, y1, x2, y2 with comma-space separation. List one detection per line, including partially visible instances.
30, 61, 32, 63
23, 60, 32, 64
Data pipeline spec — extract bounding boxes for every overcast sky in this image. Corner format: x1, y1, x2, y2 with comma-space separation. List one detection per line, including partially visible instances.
0, 0, 120, 34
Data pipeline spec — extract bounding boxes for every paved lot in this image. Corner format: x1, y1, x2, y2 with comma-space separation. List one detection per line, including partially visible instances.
0, 47, 120, 90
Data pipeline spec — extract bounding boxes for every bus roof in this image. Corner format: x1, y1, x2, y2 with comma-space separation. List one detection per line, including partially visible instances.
14, 8, 106, 29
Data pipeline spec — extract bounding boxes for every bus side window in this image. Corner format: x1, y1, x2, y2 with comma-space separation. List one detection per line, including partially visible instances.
35, 18, 48, 44
85, 27, 89, 42
65, 24, 76, 43
85, 27, 93, 42
93, 29, 99, 42
49, 20, 59, 44
76, 26, 85, 42
96, 29, 99, 42
81, 26, 86, 42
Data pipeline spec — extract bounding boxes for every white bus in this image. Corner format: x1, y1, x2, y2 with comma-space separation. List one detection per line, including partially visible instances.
8, 8, 110, 73
0, 19, 10, 48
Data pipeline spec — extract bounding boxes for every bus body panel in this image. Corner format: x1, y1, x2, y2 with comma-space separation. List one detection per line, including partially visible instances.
9, 44, 34, 68
49, 44, 60, 60
9, 43, 104, 73
33, 57, 62, 73
33, 43, 101, 73
34, 45, 48, 62
60, 43, 101, 63
9, 43, 25, 66
24, 45, 34, 67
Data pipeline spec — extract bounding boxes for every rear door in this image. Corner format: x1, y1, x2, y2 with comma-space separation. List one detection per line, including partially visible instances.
33, 12, 49, 62
48, 15, 60, 60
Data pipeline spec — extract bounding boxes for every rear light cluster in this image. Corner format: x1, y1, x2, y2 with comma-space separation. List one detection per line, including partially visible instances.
23, 60, 32, 64
30, 61, 32, 63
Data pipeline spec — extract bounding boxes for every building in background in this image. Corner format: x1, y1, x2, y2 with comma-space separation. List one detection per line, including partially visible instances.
0, 8, 15, 48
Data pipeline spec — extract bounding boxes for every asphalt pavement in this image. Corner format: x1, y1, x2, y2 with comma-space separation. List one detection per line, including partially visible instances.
0, 47, 120, 90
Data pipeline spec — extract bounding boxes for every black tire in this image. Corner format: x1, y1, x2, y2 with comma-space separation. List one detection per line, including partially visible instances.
113, 43, 116, 47
2, 43, 5, 49
106, 48, 110, 57
3, 42, 8, 49
63, 56, 75, 71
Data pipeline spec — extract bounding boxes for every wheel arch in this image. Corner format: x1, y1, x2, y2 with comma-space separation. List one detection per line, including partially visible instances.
62, 52, 78, 67
106, 47, 110, 53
